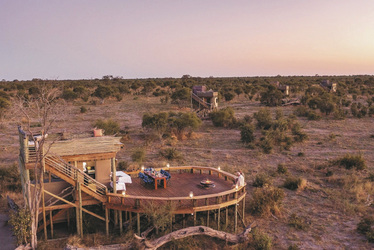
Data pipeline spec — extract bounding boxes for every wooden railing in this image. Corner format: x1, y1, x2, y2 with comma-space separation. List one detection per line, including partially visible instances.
107, 166, 246, 214
44, 154, 107, 197
191, 93, 211, 109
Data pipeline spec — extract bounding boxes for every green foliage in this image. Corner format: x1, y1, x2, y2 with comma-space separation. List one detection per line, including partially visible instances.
171, 88, 190, 102
351, 103, 367, 118
259, 135, 274, 154
253, 173, 272, 187
277, 164, 288, 174
292, 123, 308, 142
9, 208, 32, 245
143, 201, 175, 234
249, 186, 284, 216
240, 124, 255, 144
0, 97, 10, 117
251, 228, 273, 250
93, 85, 112, 100
80, 106, 87, 113
61, 88, 78, 101
283, 176, 307, 191
142, 112, 169, 139
159, 148, 183, 160
223, 91, 235, 101
131, 148, 146, 163
357, 216, 374, 243
117, 161, 129, 171
254, 108, 272, 130
288, 213, 308, 230
260, 86, 283, 106
209, 107, 236, 128
332, 154, 366, 170
294, 106, 321, 120
94, 119, 120, 135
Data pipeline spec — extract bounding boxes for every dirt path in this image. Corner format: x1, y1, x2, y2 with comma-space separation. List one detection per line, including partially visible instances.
0, 213, 16, 250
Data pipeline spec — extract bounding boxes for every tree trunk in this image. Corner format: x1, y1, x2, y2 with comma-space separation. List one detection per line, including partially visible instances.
135, 222, 255, 250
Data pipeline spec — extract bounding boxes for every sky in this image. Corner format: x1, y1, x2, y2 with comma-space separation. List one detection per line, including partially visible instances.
1, 0, 374, 80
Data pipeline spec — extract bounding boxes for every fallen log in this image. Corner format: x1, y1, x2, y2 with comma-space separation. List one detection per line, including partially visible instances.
135, 222, 256, 250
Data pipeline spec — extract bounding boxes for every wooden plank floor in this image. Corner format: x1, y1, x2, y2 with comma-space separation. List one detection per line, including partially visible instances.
125, 172, 233, 198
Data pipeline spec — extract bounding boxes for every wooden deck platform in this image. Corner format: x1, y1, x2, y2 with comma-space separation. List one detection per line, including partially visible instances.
125, 172, 233, 198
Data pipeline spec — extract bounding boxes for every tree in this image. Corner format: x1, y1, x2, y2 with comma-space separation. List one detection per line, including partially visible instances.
93, 85, 112, 103
169, 112, 202, 138
142, 112, 169, 139
240, 124, 255, 144
260, 87, 283, 106
210, 107, 236, 128
16, 84, 63, 249
254, 108, 273, 130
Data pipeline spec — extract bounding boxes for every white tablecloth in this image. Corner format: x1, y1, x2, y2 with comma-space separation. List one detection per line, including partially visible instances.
110, 181, 126, 191
115, 171, 132, 183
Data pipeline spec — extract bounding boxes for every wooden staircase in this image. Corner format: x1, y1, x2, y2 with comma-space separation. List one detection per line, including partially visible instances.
44, 154, 107, 202
191, 92, 211, 110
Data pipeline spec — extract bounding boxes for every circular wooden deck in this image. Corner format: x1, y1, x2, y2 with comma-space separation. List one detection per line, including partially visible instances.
106, 167, 246, 214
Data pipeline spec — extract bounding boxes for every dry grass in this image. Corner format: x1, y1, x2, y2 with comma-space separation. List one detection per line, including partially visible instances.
1, 95, 373, 248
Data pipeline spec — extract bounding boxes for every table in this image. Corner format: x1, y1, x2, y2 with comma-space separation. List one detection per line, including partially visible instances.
200, 179, 215, 188
144, 171, 167, 190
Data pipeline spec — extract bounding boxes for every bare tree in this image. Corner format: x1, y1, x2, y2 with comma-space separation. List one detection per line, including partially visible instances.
16, 83, 63, 249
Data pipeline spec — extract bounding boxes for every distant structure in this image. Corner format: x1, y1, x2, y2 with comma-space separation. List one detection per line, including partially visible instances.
191, 86, 218, 116
320, 80, 337, 92
271, 81, 290, 96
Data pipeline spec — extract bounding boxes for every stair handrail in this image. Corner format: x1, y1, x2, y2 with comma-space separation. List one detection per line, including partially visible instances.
44, 154, 107, 196
191, 92, 212, 108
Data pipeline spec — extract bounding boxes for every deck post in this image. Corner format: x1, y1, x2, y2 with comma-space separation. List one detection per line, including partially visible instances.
234, 204, 238, 233
105, 207, 109, 236
137, 213, 140, 236
242, 195, 245, 223
50, 210, 54, 238
75, 199, 80, 237
119, 210, 123, 235
78, 183, 83, 237
182, 214, 186, 228
205, 198, 209, 227
217, 208, 220, 231
67, 208, 70, 228
225, 207, 228, 227
193, 212, 196, 226
129, 212, 132, 226
42, 181, 47, 240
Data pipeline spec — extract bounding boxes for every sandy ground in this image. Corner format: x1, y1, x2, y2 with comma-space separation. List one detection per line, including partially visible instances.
0, 214, 16, 250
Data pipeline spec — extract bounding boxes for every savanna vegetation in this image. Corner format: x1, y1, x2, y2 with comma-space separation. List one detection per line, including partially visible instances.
0, 75, 374, 249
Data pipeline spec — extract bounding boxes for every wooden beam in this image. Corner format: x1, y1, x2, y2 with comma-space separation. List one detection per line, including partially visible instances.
119, 210, 123, 235
217, 208, 220, 231
42, 182, 47, 240
137, 212, 140, 236
235, 204, 238, 234
78, 184, 83, 237
61, 152, 117, 162
105, 207, 109, 236
50, 210, 54, 239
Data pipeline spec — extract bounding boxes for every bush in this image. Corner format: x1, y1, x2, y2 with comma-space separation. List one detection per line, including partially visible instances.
159, 148, 183, 160
117, 161, 129, 171
223, 91, 235, 101
61, 88, 78, 101
277, 164, 288, 174
357, 216, 374, 243
249, 186, 284, 216
368, 172, 374, 182
9, 208, 31, 245
94, 119, 120, 135
240, 124, 255, 144
333, 154, 366, 170
254, 108, 272, 130
0, 164, 22, 192
283, 176, 307, 191
80, 106, 87, 113
253, 173, 272, 187
288, 213, 308, 230
131, 148, 146, 163
209, 107, 236, 128
251, 229, 272, 250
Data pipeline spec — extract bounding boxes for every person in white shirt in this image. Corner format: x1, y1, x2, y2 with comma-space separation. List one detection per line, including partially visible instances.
234, 171, 245, 187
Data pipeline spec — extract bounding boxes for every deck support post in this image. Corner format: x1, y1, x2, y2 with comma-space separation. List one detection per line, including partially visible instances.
42, 182, 47, 240
76, 200, 80, 236
105, 207, 109, 236
129, 212, 132, 226
234, 204, 238, 233
67, 208, 70, 228
225, 207, 228, 227
78, 184, 83, 237
50, 210, 54, 238
119, 210, 123, 235
242, 195, 245, 223
182, 214, 186, 228
205, 198, 209, 227
217, 208, 220, 231
137, 213, 140, 236
193, 212, 197, 226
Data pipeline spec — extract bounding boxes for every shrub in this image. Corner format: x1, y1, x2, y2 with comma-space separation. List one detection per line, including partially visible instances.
297, 152, 305, 157
253, 173, 272, 187
259, 136, 274, 154
94, 119, 120, 135
93, 85, 112, 102
209, 107, 236, 128
0, 164, 22, 192
117, 161, 129, 171
159, 148, 183, 160
277, 164, 288, 174
240, 124, 255, 144
292, 123, 308, 142
131, 148, 146, 163
333, 154, 366, 170
251, 228, 273, 250
284, 176, 307, 191
288, 213, 308, 230
248, 186, 284, 216
80, 106, 87, 113
61, 88, 78, 100
260, 87, 283, 106
368, 172, 374, 182
254, 108, 272, 130
9, 208, 31, 245
223, 91, 235, 101
288, 244, 300, 250
357, 216, 374, 243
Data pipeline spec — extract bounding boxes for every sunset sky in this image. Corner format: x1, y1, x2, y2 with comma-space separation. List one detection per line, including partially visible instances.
1, 0, 374, 80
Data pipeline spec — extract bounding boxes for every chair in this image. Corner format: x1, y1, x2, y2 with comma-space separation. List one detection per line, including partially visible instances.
139, 172, 154, 187
160, 169, 171, 185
